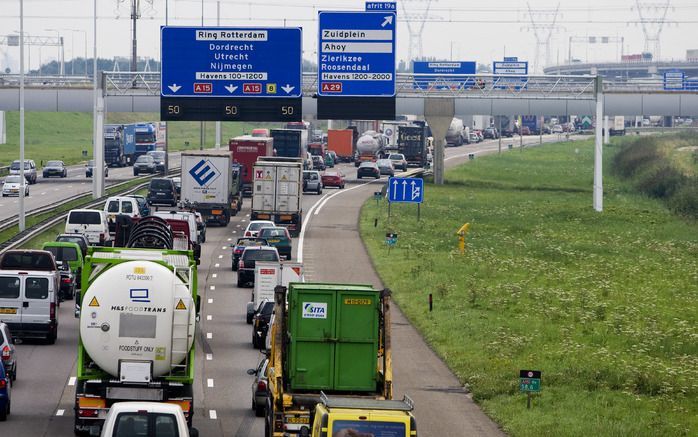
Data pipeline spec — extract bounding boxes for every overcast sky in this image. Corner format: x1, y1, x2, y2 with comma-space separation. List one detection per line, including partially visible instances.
2, 0, 698, 73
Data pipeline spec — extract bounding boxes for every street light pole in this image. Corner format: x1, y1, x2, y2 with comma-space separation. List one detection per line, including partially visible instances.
19, 0, 26, 231
45, 29, 64, 75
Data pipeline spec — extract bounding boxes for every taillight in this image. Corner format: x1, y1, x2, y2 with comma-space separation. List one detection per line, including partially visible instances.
62, 277, 71, 284
1, 346, 10, 361
238, 260, 245, 270
257, 380, 266, 391
234, 249, 242, 254
77, 409, 99, 418
0, 379, 6, 389
50, 302, 56, 320
245, 231, 251, 236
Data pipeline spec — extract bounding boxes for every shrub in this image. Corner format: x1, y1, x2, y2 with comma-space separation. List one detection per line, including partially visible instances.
667, 181, 698, 219
634, 165, 686, 199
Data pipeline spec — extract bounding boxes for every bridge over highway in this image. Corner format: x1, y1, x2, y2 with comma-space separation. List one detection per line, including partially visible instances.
1, 72, 697, 116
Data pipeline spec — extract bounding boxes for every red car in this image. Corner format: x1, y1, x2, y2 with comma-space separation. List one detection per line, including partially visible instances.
321, 170, 346, 189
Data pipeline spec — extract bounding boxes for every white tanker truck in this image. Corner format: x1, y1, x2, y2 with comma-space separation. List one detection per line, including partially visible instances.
354, 130, 387, 167
73, 246, 198, 435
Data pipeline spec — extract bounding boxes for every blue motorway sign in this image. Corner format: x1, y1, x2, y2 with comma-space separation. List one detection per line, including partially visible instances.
388, 177, 423, 203
160, 26, 302, 98
318, 11, 396, 97
493, 59, 528, 90
366, 1, 397, 11
493, 60, 528, 75
664, 70, 685, 90
413, 61, 476, 90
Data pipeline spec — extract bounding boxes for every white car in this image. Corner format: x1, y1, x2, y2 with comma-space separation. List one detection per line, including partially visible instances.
100, 402, 198, 437
552, 124, 563, 133
2, 175, 29, 197
244, 220, 276, 237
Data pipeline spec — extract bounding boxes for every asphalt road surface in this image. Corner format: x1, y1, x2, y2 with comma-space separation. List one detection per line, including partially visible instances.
3, 134, 587, 436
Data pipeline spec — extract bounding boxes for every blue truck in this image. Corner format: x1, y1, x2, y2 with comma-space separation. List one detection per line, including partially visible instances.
103, 124, 136, 167
521, 115, 540, 135
133, 123, 158, 160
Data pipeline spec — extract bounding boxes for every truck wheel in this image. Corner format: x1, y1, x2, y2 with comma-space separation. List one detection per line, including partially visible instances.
265, 401, 274, 437
255, 400, 265, 417
246, 312, 253, 324
0, 401, 7, 421
237, 277, 244, 288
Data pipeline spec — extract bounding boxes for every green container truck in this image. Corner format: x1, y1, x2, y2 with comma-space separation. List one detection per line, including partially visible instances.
266, 282, 397, 436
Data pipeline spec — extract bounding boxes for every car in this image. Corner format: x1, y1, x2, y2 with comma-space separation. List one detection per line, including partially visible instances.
85, 160, 108, 178
237, 246, 280, 287
100, 401, 198, 437
321, 170, 345, 189
0, 357, 10, 421
104, 196, 142, 233
243, 220, 276, 238
147, 178, 178, 206
146, 150, 167, 172
65, 209, 112, 246
469, 132, 480, 143
445, 118, 467, 146
41, 241, 84, 289
126, 194, 151, 217
311, 155, 326, 171
324, 153, 335, 168
55, 234, 89, 258
258, 227, 292, 260
231, 237, 268, 270
326, 150, 338, 165
172, 176, 182, 196
0, 322, 17, 382
484, 127, 499, 139
552, 124, 563, 133
251, 299, 275, 350
133, 154, 156, 176
357, 161, 380, 179
473, 130, 484, 141
1, 175, 29, 197
153, 210, 201, 251
42, 160, 67, 178
9, 159, 37, 184
376, 159, 395, 176
247, 358, 269, 417
55, 261, 75, 301
520, 126, 531, 136
302, 170, 323, 194
388, 153, 408, 171
501, 129, 514, 138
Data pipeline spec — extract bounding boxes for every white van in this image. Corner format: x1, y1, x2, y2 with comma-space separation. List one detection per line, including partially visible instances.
65, 209, 112, 246
152, 211, 199, 245
445, 118, 468, 146
0, 271, 59, 343
104, 196, 141, 220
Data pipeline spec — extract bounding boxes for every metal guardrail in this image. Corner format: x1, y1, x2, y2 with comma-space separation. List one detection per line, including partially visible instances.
3, 72, 695, 97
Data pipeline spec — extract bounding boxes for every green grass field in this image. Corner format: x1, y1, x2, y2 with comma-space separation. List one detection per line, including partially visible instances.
360, 139, 698, 436
1, 111, 302, 167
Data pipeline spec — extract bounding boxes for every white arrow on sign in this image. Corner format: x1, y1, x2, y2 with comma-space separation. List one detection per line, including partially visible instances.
224, 84, 238, 93
392, 179, 398, 199
402, 180, 407, 199
381, 15, 394, 27
281, 84, 295, 94
168, 83, 181, 93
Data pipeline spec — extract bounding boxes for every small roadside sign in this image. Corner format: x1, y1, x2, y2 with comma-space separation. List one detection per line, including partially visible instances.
385, 233, 398, 246
519, 370, 541, 393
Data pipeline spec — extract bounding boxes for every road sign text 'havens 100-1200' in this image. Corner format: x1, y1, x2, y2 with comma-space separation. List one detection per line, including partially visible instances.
160, 26, 302, 122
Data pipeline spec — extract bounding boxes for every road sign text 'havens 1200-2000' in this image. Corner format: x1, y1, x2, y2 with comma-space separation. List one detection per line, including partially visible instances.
160, 26, 302, 122
388, 177, 423, 203
317, 11, 396, 97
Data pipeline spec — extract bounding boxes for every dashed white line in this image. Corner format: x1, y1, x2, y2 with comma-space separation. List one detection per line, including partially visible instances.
221, 246, 227, 250
214, 263, 220, 268
209, 410, 218, 420
207, 378, 214, 388
227, 238, 232, 241
236, 224, 241, 228
56, 409, 65, 416
217, 254, 223, 259
208, 298, 213, 304
212, 273, 217, 278
68, 376, 76, 386
40, 192, 46, 195
206, 332, 213, 339
210, 285, 215, 291
206, 315, 212, 321
206, 353, 213, 361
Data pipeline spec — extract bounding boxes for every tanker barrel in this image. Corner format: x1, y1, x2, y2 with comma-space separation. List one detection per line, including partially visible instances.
126, 216, 174, 249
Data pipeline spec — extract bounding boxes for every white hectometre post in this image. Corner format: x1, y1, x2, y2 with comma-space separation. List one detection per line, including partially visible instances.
604, 115, 610, 144
593, 76, 604, 212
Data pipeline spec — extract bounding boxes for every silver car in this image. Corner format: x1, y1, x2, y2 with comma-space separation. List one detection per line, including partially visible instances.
247, 358, 269, 417
302, 170, 323, 194
388, 153, 407, 171
9, 159, 37, 184
376, 159, 395, 176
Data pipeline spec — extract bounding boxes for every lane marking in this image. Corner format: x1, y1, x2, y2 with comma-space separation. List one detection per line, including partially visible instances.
40, 192, 46, 195
209, 410, 217, 419
207, 315, 212, 321
210, 285, 215, 291
207, 332, 213, 339
56, 409, 65, 416
227, 238, 232, 241
207, 378, 214, 388
314, 180, 378, 216
221, 246, 227, 250
218, 254, 223, 259
212, 273, 217, 278
68, 376, 76, 386
208, 298, 213, 304
206, 353, 213, 361
236, 224, 241, 228
214, 263, 220, 268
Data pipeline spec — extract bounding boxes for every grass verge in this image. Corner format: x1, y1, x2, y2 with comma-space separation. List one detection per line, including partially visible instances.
360, 139, 698, 436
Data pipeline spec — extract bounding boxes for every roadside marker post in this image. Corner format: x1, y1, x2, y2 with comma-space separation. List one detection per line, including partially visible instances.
456, 223, 470, 254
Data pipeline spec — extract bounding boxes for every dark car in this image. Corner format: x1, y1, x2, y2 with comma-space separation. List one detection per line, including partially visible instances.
501, 129, 514, 138
311, 155, 325, 171
258, 227, 292, 260
0, 322, 17, 383
232, 237, 268, 271
42, 160, 67, 178
147, 178, 178, 206
133, 155, 156, 176
0, 356, 11, 421
251, 299, 274, 350
56, 261, 75, 301
484, 127, 499, 139
357, 161, 380, 179
237, 246, 279, 287
147, 150, 167, 173
55, 233, 89, 258
85, 160, 108, 178
247, 357, 269, 417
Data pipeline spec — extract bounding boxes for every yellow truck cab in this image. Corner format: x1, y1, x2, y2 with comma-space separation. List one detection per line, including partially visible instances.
312, 393, 417, 437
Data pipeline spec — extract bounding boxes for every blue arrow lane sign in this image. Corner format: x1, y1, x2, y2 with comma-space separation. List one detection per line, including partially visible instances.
161, 26, 302, 98
318, 11, 396, 97
388, 177, 424, 203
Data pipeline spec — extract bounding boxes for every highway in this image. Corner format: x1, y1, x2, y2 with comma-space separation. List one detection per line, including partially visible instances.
3, 134, 587, 436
